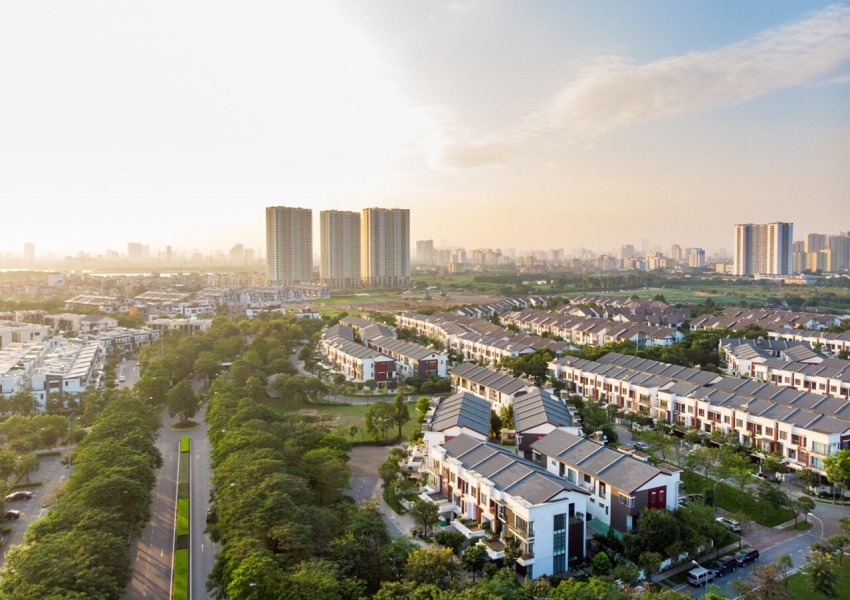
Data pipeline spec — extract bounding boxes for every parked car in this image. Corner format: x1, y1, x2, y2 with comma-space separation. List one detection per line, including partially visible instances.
734, 548, 759, 566
5, 491, 32, 502
716, 516, 742, 533
687, 566, 717, 587
634, 441, 649, 451
711, 556, 738, 576
4, 510, 21, 520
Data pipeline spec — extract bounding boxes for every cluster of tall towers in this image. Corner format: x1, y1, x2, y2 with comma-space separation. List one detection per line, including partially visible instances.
265, 206, 410, 288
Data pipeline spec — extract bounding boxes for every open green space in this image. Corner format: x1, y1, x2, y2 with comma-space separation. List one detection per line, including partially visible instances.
681, 470, 795, 527
787, 557, 850, 599
272, 399, 422, 442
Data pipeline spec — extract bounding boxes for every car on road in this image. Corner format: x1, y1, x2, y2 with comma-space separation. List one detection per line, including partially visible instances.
716, 516, 742, 533
5, 510, 21, 520
5, 491, 32, 502
710, 556, 738, 576
634, 441, 649, 450
734, 548, 759, 566
119, 376, 126, 382
687, 566, 717, 587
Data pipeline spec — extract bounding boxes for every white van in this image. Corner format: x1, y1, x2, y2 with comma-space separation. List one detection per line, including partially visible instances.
687, 566, 717, 587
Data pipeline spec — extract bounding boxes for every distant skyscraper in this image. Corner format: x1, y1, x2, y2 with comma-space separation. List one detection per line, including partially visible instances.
127, 242, 149, 261
806, 233, 827, 253
416, 240, 434, 264
669, 244, 682, 264
229, 243, 245, 264
733, 222, 793, 276
23, 242, 34, 263
320, 210, 361, 288
266, 206, 313, 285
361, 208, 410, 287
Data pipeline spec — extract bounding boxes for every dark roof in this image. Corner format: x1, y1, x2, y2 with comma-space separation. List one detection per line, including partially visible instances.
531, 429, 673, 494
440, 434, 587, 505
451, 363, 528, 395
513, 389, 573, 432
426, 392, 491, 436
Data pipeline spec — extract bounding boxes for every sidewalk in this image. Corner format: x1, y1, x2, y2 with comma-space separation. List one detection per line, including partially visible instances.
373, 481, 430, 546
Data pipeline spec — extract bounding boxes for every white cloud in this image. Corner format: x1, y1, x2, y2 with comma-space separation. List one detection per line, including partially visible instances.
430, 4, 850, 168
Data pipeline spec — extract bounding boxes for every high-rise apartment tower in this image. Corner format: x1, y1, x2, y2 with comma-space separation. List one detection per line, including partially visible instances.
733, 222, 793, 276
266, 206, 313, 285
361, 208, 410, 287
320, 210, 361, 288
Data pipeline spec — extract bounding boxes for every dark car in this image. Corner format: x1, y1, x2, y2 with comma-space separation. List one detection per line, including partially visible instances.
711, 556, 738, 576
4, 491, 32, 502
4, 510, 21, 520
734, 548, 759, 566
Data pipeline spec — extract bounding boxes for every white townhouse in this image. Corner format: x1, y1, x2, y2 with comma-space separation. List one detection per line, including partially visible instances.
425, 434, 589, 578
450, 363, 535, 413
531, 429, 680, 534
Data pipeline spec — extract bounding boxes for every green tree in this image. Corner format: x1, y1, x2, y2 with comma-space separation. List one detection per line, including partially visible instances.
301, 448, 351, 506
434, 530, 466, 555
193, 351, 221, 383
409, 500, 439, 536
391, 395, 411, 440
460, 543, 487, 583
803, 550, 838, 598
366, 401, 396, 440
796, 468, 821, 491
793, 496, 816, 526
776, 554, 793, 589
504, 535, 522, 570
636, 509, 680, 555
165, 379, 199, 424
405, 546, 458, 589
827, 534, 850, 565
591, 551, 612, 576
638, 551, 663, 583
15, 454, 39, 484
824, 450, 850, 503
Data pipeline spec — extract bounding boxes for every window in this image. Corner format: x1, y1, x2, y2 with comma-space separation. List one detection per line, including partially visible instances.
598, 482, 606, 499
724, 416, 731, 424
619, 494, 635, 507
765, 427, 773, 436
583, 473, 592, 485
450, 473, 456, 483
567, 468, 577, 484
698, 409, 705, 417
532, 450, 542, 462
736, 419, 743, 427
779, 431, 787, 440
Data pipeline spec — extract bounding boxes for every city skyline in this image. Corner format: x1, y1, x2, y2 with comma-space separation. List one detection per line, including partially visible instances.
1, 2, 848, 255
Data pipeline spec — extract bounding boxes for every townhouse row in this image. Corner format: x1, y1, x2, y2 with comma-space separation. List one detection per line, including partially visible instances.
319, 322, 447, 383
396, 312, 568, 365
421, 411, 678, 577
720, 338, 850, 399
500, 308, 684, 348
565, 296, 690, 327
550, 352, 850, 474
691, 306, 844, 333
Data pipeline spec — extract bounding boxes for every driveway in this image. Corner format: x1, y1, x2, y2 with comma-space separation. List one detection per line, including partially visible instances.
117, 360, 140, 388
0, 453, 66, 568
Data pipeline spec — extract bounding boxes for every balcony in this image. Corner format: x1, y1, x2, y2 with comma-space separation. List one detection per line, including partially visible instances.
480, 538, 505, 560
453, 519, 487, 540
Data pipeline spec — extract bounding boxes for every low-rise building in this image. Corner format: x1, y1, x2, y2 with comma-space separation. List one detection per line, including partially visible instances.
424, 434, 589, 578
30, 338, 101, 404
450, 363, 534, 413
513, 389, 582, 457
531, 429, 680, 534
365, 336, 447, 379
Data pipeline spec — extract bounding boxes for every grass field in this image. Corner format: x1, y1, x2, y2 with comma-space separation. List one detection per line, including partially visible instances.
787, 556, 850, 599
270, 398, 422, 442
681, 470, 795, 527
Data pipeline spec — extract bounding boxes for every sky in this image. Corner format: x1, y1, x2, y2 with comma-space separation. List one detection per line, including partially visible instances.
1, 1, 848, 258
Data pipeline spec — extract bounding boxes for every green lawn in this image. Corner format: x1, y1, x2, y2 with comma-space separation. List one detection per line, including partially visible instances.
172, 548, 189, 600
270, 399, 422, 443
681, 470, 795, 527
176, 498, 189, 537
787, 556, 850, 599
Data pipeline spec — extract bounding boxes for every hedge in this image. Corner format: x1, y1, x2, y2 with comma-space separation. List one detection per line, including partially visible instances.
180, 435, 190, 453
176, 498, 189, 537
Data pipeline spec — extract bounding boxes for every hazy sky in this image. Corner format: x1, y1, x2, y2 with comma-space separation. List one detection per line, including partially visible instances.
1, 1, 848, 257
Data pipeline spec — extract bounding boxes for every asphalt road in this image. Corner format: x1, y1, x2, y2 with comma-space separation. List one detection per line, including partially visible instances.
117, 360, 140, 388
0, 454, 65, 568
686, 531, 814, 598
124, 413, 180, 600
188, 411, 217, 600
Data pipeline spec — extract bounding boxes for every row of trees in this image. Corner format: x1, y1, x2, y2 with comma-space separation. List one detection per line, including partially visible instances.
0, 391, 162, 599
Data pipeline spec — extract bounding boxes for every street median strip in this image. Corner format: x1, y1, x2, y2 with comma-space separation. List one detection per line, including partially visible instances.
173, 435, 191, 600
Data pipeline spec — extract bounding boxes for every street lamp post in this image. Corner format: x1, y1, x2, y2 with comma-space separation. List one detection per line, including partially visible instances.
808, 513, 825, 540
713, 478, 727, 513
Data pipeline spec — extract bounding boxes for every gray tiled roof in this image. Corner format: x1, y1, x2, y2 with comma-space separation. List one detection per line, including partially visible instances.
440, 434, 587, 505
513, 389, 572, 432
531, 429, 672, 493
427, 392, 491, 436
451, 363, 528, 395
